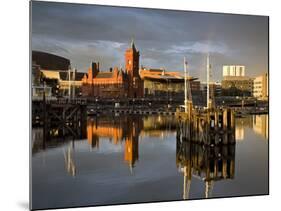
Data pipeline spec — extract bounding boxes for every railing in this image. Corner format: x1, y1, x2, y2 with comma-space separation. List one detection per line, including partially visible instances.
32, 97, 87, 105
32, 96, 57, 101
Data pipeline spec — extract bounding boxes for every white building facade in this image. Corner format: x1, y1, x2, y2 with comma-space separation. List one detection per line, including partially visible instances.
223, 65, 245, 77
253, 73, 268, 100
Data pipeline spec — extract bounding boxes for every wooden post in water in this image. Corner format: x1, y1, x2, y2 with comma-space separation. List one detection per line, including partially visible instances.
187, 101, 193, 122
231, 109, 235, 130
222, 159, 227, 178
214, 111, 219, 131
223, 131, 228, 145
223, 109, 228, 131
229, 145, 236, 178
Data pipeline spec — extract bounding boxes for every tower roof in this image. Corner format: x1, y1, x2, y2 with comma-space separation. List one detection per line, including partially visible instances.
130, 38, 137, 51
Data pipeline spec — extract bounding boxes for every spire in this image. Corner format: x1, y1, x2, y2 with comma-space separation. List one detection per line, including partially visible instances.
131, 36, 136, 51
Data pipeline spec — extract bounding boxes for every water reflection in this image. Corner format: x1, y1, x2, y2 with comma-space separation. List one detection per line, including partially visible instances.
86, 116, 143, 169
253, 115, 268, 140
32, 115, 268, 171
176, 138, 235, 199
235, 114, 268, 141
63, 144, 76, 177
32, 114, 268, 209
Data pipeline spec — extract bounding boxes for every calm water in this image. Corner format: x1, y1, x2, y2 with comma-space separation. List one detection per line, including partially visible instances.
31, 114, 268, 210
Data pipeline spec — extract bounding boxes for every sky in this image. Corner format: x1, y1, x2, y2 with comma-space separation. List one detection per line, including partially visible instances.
31, 1, 268, 81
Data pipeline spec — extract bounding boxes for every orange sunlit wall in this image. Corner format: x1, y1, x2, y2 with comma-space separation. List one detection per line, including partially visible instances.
81, 41, 144, 98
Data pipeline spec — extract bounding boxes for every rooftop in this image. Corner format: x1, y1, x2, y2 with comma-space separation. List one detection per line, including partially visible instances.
140, 68, 197, 81
41, 70, 85, 81
95, 72, 113, 78
32, 51, 70, 71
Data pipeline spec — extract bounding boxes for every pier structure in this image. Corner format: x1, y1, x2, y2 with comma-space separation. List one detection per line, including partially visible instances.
176, 107, 236, 145
176, 55, 236, 146
32, 97, 87, 139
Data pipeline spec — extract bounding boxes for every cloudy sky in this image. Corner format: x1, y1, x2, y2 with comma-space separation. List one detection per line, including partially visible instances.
31, 1, 268, 81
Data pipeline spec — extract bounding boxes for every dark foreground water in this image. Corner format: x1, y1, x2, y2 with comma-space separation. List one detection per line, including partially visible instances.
31, 114, 268, 210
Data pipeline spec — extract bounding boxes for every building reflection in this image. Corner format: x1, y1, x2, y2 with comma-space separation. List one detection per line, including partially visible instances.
235, 115, 268, 141
86, 118, 124, 148
235, 127, 244, 141
33, 115, 179, 176
253, 115, 268, 140
176, 133, 236, 199
124, 134, 139, 171
235, 118, 246, 141
86, 116, 178, 168
140, 115, 177, 138
86, 116, 143, 170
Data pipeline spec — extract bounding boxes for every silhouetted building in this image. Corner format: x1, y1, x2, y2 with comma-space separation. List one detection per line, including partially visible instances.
222, 76, 253, 96
201, 82, 222, 97
32, 51, 70, 70
32, 51, 85, 97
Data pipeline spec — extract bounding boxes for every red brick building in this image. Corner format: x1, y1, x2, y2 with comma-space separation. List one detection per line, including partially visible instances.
81, 40, 144, 98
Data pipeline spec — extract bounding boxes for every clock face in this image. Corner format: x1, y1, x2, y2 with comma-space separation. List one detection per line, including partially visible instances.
128, 60, 131, 65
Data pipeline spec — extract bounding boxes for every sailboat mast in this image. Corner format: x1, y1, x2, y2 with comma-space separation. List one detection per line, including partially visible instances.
184, 57, 188, 113
207, 54, 210, 109
68, 68, 71, 100
72, 68, 76, 99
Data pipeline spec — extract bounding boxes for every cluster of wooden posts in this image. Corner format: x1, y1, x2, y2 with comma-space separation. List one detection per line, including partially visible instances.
32, 99, 87, 140
176, 107, 236, 145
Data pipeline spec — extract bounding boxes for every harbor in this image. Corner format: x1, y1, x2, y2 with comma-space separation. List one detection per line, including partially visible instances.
32, 113, 268, 209
30, 16, 268, 210
31, 53, 268, 209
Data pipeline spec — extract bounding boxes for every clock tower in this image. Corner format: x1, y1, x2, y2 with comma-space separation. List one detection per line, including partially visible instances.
125, 39, 143, 98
